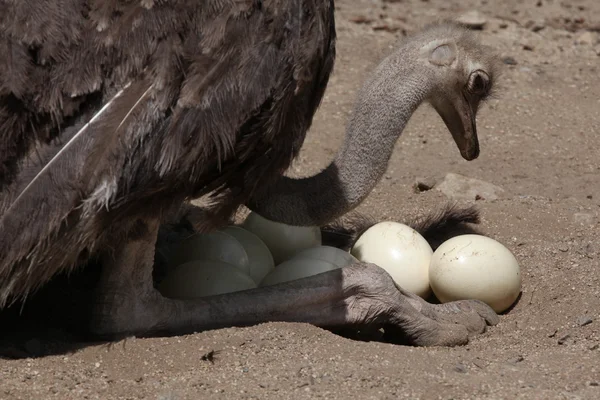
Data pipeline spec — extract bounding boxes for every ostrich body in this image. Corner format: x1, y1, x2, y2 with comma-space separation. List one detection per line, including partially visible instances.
0, 1, 501, 346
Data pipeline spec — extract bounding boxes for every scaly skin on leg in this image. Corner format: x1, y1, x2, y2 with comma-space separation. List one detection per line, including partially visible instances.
90, 218, 498, 346
91, 218, 174, 337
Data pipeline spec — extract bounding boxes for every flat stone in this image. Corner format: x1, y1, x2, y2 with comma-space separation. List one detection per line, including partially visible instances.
435, 173, 505, 201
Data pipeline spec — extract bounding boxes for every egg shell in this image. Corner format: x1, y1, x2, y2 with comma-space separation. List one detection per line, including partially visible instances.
242, 212, 322, 264
168, 231, 250, 275
159, 260, 257, 299
259, 258, 339, 287
220, 225, 275, 283
429, 234, 521, 313
351, 221, 432, 298
291, 245, 358, 268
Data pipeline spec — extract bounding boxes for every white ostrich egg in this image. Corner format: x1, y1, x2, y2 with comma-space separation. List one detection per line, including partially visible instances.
159, 260, 257, 299
168, 231, 250, 275
220, 225, 275, 283
241, 211, 322, 264
351, 222, 433, 298
291, 245, 358, 268
429, 234, 521, 313
259, 258, 339, 287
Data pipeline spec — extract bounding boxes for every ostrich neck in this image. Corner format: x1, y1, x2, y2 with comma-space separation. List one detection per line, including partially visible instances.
248, 60, 431, 226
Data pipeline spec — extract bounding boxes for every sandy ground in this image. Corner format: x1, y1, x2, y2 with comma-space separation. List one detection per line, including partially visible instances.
2, 0, 600, 399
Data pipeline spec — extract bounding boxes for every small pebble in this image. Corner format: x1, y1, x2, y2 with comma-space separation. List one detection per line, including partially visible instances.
558, 334, 571, 345
584, 243, 596, 257
509, 355, 525, 364
454, 363, 468, 373
456, 11, 487, 30
413, 177, 436, 193
525, 19, 546, 32
576, 316, 593, 327
575, 31, 597, 46
502, 56, 518, 65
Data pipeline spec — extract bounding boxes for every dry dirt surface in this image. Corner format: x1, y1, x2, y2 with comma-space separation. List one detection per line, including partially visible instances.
2, 0, 600, 399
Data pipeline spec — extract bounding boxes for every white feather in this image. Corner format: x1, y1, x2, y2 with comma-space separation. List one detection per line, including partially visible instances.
2, 83, 132, 219
117, 83, 154, 132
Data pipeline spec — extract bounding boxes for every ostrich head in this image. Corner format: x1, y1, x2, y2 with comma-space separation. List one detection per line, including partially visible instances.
415, 22, 501, 160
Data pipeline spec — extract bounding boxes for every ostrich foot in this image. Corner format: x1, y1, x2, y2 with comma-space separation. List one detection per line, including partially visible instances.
398, 288, 499, 335
90, 218, 498, 347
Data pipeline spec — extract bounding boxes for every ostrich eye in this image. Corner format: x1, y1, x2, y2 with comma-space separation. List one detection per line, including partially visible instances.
467, 70, 490, 95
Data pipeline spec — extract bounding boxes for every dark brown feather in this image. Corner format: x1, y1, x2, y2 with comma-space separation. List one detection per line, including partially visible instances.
0, 0, 336, 307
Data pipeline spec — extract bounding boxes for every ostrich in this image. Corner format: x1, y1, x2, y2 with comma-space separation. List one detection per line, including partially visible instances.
0, 1, 501, 347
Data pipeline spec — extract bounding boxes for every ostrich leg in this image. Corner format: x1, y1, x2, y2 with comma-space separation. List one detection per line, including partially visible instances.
91, 218, 498, 346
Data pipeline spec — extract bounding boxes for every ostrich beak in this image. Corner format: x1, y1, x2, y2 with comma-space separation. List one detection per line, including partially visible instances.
435, 94, 480, 161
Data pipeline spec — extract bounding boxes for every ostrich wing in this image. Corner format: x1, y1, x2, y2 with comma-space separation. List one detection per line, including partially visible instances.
0, 0, 331, 307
